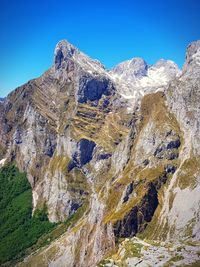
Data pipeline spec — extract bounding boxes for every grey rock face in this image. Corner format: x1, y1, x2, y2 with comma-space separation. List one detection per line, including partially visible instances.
165, 164, 176, 174
14, 128, 23, 144
111, 57, 148, 78
97, 153, 111, 161
151, 59, 180, 80
143, 159, 149, 166
68, 138, 96, 171
43, 135, 57, 157
153, 134, 181, 160
166, 40, 200, 155
54, 49, 64, 69
111, 57, 180, 84
123, 182, 134, 203
184, 40, 200, 67
182, 40, 200, 80
166, 139, 181, 149
54, 40, 77, 70
110, 56, 180, 101
78, 75, 113, 103
114, 183, 158, 238
76, 139, 96, 165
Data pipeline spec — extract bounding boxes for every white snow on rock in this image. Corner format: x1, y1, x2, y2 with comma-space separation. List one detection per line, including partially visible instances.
110, 58, 181, 99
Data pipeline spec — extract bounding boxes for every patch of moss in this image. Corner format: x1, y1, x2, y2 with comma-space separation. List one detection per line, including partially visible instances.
168, 191, 176, 211
49, 155, 71, 174
170, 254, 184, 262
184, 218, 196, 238
184, 240, 199, 247
177, 157, 200, 190
0, 144, 6, 159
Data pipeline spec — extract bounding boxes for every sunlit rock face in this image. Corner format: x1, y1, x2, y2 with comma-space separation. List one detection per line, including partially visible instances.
111, 57, 148, 79
1, 40, 200, 267
54, 40, 76, 69
184, 40, 200, 68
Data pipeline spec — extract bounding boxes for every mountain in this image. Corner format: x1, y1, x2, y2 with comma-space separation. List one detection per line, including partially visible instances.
0, 40, 200, 267
109, 57, 180, 100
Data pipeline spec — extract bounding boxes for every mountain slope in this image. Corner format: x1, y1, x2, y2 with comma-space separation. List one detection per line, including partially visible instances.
0, 40, 200, 267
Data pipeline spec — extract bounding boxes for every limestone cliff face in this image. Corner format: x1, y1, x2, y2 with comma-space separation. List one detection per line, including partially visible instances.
0, 40, 200, 267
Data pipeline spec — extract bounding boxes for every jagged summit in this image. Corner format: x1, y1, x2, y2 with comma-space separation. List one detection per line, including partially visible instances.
183, 40, 200, 75
51, 39, 182, 102
185, 40, 200, 64
153, 58, 179, 71
53, 39, 180, 98
148, 58, 180, 82
109, 56, 180, 99
111, 57, 180, 81
53, 39, 106, 75
54, 39, 78, 69
111, 57, 148, 79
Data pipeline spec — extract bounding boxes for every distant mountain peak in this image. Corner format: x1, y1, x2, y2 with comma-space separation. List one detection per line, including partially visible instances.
109, 56, 180, 99
111, 57, 148, 79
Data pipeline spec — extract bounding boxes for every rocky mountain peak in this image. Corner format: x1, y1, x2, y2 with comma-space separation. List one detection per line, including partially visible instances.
54, 39, 78, 69
53, 39, 107, 77
153, 58, 179, 69
150, 59, 180, 80
109, 57, 180, 100
111, 57, 148, 79
183, 40, 200, 75
185, 40, 200, 64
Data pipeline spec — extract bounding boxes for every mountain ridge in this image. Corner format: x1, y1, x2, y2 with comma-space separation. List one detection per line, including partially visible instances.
0, 39, 200, 267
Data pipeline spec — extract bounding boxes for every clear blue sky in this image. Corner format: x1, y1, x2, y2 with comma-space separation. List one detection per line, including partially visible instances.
0, 0, 200, 97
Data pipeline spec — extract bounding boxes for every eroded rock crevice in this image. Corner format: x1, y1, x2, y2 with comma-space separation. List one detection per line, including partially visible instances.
113, 183, 158, 238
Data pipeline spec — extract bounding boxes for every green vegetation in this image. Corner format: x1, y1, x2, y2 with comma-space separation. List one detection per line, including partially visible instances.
170, 255, 184, 262
177, 157, 200, 189
0, 164, 55, 265
122, 240, 143, 259
97, 259, 111, 267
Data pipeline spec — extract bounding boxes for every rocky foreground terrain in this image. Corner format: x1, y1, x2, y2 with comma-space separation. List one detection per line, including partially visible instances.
0, 40, 200, 267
